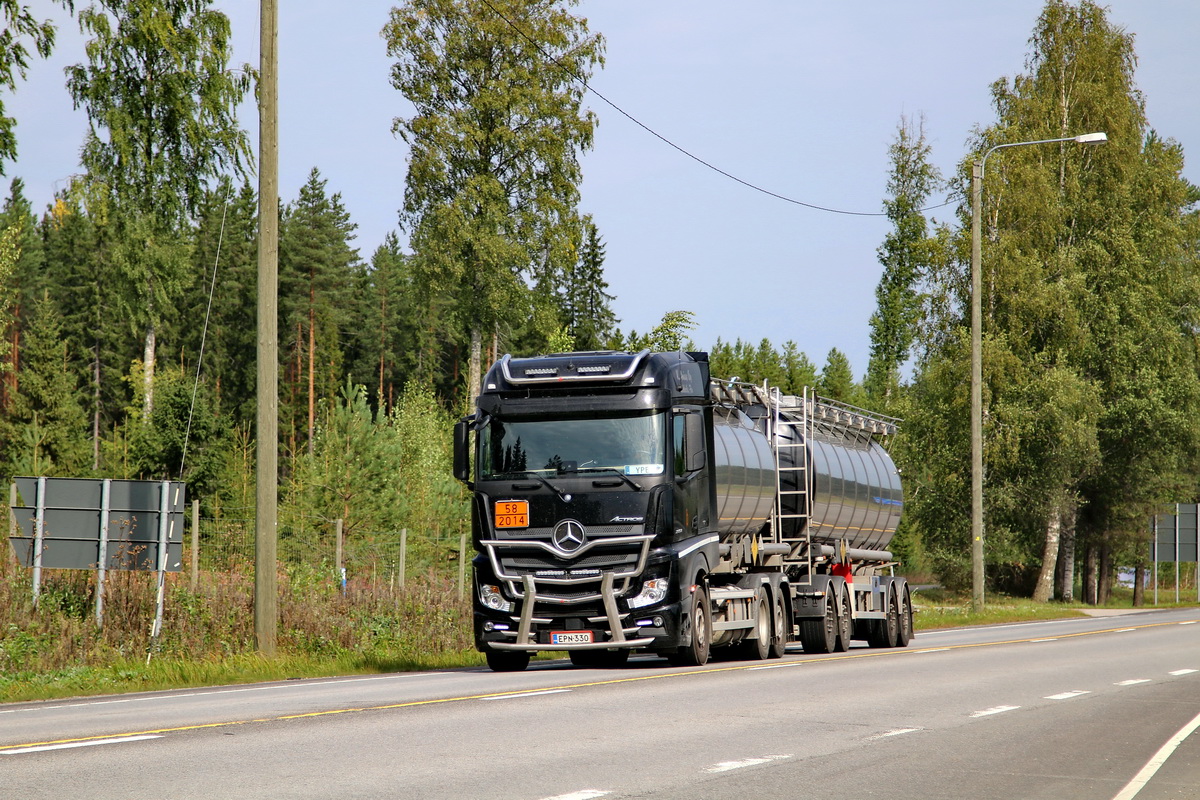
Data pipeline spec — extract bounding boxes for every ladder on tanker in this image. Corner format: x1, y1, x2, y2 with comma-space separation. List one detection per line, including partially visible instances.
769, 386, 812, 561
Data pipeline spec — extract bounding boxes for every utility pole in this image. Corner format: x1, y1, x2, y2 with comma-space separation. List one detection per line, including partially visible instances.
255, 0, 279, 655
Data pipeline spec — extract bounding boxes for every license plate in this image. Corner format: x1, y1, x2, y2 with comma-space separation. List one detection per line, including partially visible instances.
494, 500, 529, 529
551, 630, 593, 645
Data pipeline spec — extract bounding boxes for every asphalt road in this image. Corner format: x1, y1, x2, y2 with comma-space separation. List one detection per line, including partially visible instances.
3, 608, 1198, 800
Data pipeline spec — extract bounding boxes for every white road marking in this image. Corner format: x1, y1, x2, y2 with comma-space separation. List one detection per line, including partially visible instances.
1179, 621, 1197, 625
1030, 638, 1059, 642
865, 727, 922, 740
748, 663, 798, 671
1112, 707, 1200, 800
972, 705, 1020, 717
704, 754, 792, 773
1169, 669, 1198, 676
0, 734, 162, 755
915, 648, 951, 653
1045, 690, 1091, 700
1112, 628, 1136, 633
1115, 679, 1152, 686
479, 689, 571, 701
539, 792, 609, 800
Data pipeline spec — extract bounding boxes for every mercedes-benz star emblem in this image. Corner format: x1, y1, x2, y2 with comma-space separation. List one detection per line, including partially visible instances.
551, 519, 587, 554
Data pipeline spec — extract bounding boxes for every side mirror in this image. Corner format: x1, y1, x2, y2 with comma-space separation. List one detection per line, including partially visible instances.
685, 413, 706, 473
453, 419, 472, 484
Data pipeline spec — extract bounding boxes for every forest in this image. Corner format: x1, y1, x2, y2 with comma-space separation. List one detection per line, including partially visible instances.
1, 0, 1198, 634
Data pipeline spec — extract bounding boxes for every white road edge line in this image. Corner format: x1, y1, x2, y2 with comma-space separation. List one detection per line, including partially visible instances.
1, 734, 163, 755
1045, 690, 1091, 700
704, 754, 792, 773
1112, 707, 1200, 800
479, 689, 572, 701
539, 791, 609, 800
972, 705, 1020, 718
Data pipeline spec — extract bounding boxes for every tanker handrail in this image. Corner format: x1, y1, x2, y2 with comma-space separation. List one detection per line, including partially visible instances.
710, 379, 900, 439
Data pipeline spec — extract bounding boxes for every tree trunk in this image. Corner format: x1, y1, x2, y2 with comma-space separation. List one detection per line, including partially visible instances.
1056, 503, 1077, 602
307, 303, 315, 456
1132, 562, 1145, 607
468, 327, 482, 408
92, 342, 101, 471
1082, 543, 1099, 605
1032, 503, 1061, 602
142, 323, 156, 420
1098, 543, 1113, 605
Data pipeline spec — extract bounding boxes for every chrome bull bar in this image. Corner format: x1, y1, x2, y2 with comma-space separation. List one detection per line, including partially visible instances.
488, 572, 654, 651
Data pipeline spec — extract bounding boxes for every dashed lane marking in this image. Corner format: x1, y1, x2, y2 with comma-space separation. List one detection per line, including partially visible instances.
1045, 690, 1091, 700
1115, 679, 1152, 686
971, 705, 1020, 718
539, 792, 609, 800
1169, 669, 1198, 676
479, 689, 572, 701
704, 754, 792, 773
865, 727, 922, 740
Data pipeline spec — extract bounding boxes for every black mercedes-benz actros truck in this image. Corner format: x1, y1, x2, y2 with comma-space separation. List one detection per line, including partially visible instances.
453, 350, 911, 672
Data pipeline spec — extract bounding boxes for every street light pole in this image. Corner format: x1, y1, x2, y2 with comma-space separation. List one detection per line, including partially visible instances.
969, 131, 1106, 613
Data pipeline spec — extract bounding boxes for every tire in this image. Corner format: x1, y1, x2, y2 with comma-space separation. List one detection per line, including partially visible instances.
736, 587, 771, 661
834, 584, 853, 652
895, 584, 913, 648
768, 590, 788, 659
486, 650, 531, 672
667, 585, 711, 667
882, 586, 900, 647
569, 649, 630, 668
866, 584, 900, 649
799, 591, 837, 654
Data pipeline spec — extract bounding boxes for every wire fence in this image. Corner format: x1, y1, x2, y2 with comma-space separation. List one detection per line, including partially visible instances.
193, 516, 470, 591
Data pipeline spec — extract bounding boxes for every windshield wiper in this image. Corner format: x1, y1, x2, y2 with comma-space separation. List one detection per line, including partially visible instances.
505, 471, 571, 502
576, 466, 644, 492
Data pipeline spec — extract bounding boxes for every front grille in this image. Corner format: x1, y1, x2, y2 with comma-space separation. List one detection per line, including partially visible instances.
502, 552, 640, 571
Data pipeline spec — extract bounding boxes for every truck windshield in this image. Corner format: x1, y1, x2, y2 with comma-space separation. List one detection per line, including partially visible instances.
480, 411, 666, 479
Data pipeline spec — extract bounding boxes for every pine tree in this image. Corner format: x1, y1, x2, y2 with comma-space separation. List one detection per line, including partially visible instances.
279, 168, 363, 455
3, 292, 90, 476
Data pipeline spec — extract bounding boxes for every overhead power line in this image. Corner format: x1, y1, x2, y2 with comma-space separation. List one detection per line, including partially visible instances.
477, 0, 954, 217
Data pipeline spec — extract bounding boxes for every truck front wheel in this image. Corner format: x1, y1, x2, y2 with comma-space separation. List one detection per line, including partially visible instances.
668, 585, 711, 667
486, 650, 531, 672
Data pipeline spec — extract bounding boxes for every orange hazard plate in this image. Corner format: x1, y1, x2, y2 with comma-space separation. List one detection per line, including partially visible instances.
494, 500, 529, 529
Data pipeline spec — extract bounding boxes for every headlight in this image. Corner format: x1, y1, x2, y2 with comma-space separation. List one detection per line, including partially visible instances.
628, 577, 669, 609
479, 584, 513, 612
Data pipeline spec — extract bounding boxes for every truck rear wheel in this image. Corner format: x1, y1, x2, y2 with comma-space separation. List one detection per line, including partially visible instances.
486, 650, 531, 672
768, 590, 788, 659
736, 587, 771, 661
895, 584, 913, 647
834, 585, 853, 652
799, 592, 837, 654
667, 585, 711, 667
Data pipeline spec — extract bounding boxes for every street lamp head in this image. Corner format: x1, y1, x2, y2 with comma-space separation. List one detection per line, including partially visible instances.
1073, 132, 1108, 144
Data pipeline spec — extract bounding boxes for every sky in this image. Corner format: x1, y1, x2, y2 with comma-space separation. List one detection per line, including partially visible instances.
6, 1, 1198, 378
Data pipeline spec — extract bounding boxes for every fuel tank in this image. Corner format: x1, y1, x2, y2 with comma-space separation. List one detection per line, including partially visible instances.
712, 406, 902, 552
